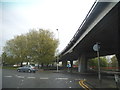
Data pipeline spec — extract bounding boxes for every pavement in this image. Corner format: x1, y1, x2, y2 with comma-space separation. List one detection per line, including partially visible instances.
59, 69, 120, 89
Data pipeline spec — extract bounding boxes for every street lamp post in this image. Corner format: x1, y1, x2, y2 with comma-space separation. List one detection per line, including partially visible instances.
56, 29, 59, 72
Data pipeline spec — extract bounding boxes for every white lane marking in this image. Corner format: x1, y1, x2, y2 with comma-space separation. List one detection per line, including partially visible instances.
75, 79, 81, 80
27, 77, 35, 79
70, 81, 72, 82
40, 77, 49, 79
16, 75, 24, 78
4, 76, 12, 78
56, 78, 68, 80
69, 87, 72, 88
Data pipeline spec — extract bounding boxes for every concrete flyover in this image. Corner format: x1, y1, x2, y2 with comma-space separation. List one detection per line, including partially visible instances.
59, 1, 120, 72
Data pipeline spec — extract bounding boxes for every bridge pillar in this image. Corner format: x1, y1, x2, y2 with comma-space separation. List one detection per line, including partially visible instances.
117, 1, 120, 71
116, 54, 120, 71
62, 61, 67, 69
70, 60, 73, 72
78, 55, 87, 73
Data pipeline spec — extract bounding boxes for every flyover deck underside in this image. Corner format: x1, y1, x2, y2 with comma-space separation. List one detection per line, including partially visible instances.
60, 2, 120, 61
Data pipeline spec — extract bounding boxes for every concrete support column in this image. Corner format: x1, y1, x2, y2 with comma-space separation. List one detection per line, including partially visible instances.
78, 55, 87, 73
70, 60, 73, 72
62, 61, 67, 69
117, 0, 120, 71
116, 54, 120, 71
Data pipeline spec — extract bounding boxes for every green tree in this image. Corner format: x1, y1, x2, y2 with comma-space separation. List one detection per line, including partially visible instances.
3, 29, 58, 67
110, 56, 118, 67
88, 58, 98, 67
2, 52, 7, 65
3, 35, 28, 66
100, 57, 108, 67
26, 29, 58, 66
1, 52, 17, 65
0, 56, 2, 65
88, 57, 108, 68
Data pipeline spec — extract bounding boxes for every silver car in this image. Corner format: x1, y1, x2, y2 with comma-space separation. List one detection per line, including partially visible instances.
17, 65, 36, 73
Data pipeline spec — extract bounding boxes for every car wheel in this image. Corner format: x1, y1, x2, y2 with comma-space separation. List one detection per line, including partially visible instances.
17, 69, 20, 72
28, 69, 31, 73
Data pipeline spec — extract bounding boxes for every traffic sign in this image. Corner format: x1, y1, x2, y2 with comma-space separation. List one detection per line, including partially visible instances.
93, 43, 100, 51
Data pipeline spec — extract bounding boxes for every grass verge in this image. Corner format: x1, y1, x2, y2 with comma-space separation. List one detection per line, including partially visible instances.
2, 66, 17, 70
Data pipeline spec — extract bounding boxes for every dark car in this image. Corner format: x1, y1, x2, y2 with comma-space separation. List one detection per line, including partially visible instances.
17, 65, 37, 73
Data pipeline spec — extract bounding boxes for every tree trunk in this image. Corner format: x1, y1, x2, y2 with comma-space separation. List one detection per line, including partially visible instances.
70, 61, 73, 72
26, 62, 29, 65
20, 62, 23, 67
52, 64, 54, 67
38, 65, 39, 69
38, 63, 40, 69
47, 64, 49, 67
41, 63, 44, 68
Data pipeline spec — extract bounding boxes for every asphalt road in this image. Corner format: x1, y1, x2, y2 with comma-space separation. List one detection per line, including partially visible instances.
0, 68, 2, 90
2, 69, 84, 88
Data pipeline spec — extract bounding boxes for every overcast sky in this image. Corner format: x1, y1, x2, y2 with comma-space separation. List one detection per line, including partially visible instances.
0, 0, 95, 55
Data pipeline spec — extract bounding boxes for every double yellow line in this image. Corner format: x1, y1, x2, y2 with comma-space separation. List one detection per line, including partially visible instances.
79, 80, 91, 90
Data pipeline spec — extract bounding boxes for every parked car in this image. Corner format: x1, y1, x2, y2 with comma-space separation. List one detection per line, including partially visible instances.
17, 65, 37, 73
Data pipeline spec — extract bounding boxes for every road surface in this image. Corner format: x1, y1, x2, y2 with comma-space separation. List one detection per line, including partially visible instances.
2, 69, 85, 88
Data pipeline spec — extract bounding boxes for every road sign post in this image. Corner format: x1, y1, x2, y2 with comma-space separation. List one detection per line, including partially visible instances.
114, 74, 119, 88
57, 56, 59, 72
93, 42, 101, 82
56, 29, 59, 72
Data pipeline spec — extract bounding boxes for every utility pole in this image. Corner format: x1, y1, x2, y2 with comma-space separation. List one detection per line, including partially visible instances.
56, 29, 59, 72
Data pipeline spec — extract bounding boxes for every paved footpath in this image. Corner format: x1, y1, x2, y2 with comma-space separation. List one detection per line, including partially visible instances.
60, 70, 120, 89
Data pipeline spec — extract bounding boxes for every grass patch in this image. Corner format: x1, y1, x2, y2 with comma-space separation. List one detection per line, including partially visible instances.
2, 66, 17, 70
